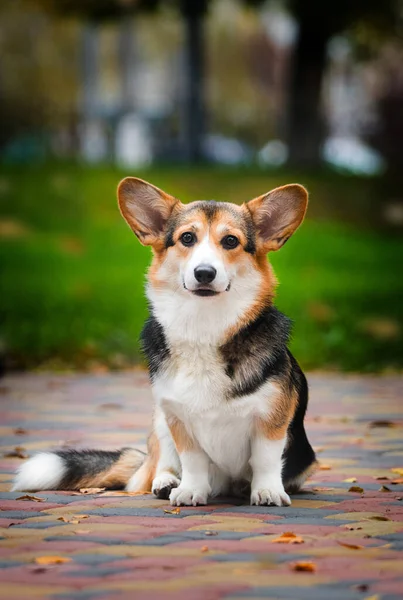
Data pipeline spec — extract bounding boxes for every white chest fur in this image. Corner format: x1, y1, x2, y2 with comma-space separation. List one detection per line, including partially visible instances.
152, 342, 278, 479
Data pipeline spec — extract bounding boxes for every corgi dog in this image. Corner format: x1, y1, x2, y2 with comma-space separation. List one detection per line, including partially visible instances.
13, 178, 317, 506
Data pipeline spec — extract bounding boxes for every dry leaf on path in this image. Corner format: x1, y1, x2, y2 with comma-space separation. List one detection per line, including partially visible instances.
57, 515, 89, 524
200, 546, 209, 553
337, 541, 364, 550
348, 486, 364, 493
5, 446, 28, 459
272, 532, 304, 544
369, 420, 397, 428
391, 478, 403, 485
16, 494, 45, 502
292, 561, 316, 572
369, 516, 390, 521
75, 529, 91, 534
163, 507, 181, 515
391, 468, 403, 476
343, 478, 357, 483
14, 427, 28, 435
379, 485, 391, 492
79, 487, 106, 494
319, 464, 332, 470
34, 556, 72, 565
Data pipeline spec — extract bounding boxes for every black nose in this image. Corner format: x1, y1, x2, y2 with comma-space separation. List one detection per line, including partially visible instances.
194, 265, 217, 284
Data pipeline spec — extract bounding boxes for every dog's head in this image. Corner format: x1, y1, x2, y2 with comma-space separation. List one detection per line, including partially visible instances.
117, 177, 308, 337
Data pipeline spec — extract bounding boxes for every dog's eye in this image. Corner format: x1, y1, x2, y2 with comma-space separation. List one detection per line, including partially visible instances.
221, 235, 239, 250
180, 231, 196, 246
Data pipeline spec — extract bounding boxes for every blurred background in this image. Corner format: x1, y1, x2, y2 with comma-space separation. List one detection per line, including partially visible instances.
0, 0, 402, 374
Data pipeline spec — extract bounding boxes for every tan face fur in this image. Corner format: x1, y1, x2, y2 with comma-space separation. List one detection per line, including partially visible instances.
118, 178, 308, 338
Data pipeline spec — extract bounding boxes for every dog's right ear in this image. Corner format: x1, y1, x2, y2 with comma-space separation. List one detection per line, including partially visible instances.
117, 177, 180, 246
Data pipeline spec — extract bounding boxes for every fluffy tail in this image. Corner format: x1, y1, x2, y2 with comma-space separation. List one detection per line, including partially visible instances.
12, 448, 146, 492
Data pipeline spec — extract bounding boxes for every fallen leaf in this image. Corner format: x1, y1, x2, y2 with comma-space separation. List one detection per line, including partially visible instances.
368, 516, 390, 521
379, 485, 391, 492
200, 546, 209, 553
343, 478, 357, 483
337, 541, 364, 550
364, 595, 380, 600
369, 420, 397, 428
391, 478, 403, 485
34, 556, 72, 565
14, 427, 28, 435
163, 507, 181, 515
353, 584, 369, 592
16, 495, 45, 502
319, 464, 331, 470
4, 446, 28, 459
272, 532, 304, 544
75, 529, 91, 534
391, 468, 403, 476
57, 514, 89, 523
348, 486, 364, 493
100, 490, 152, 497
79, 488, 105, 494
292, 561, 316, 572
205, 531, 218, 536
374, 476, 390, 481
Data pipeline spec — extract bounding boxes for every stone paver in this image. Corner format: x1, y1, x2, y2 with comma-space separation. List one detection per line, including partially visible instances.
0, 372, 402, 599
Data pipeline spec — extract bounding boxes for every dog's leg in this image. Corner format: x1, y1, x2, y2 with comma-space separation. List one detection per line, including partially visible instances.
166, 416, 211, 506
250, 429, 291, 507
151, 408, 181, 499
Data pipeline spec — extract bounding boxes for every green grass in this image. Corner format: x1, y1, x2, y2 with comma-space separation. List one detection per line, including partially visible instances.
1, 163, 402, 372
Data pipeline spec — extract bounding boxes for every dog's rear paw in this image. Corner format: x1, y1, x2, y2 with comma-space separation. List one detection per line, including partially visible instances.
152, 473, 180, 500
169, 485, 210, 506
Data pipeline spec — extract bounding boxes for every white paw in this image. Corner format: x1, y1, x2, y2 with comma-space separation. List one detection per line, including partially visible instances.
152, 472, 180, 499
169, 486, 210, 506
251, 484, 291, 507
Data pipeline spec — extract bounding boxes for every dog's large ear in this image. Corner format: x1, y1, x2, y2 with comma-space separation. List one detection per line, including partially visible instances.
117, 177, 180, 246
246, 184, 308, 252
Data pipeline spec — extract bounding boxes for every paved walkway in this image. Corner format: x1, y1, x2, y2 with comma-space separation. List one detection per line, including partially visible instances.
0, 373, 402, 600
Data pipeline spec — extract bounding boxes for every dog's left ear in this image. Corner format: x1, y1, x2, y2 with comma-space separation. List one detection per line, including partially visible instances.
117, 177, 180, 246
246, 184, 308, 252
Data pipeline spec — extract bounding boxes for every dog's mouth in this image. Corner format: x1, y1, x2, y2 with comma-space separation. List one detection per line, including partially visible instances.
183, 282, 231, 297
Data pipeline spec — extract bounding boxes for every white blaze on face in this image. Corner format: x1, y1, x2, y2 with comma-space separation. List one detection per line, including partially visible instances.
182, 232, 230, 293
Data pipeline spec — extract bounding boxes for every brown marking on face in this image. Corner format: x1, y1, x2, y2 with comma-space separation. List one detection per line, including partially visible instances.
254, 381, 298, 441
167, 416, 196, 453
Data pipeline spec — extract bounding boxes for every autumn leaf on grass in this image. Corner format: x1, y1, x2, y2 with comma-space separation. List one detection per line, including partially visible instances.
343, 478, 357, 483
272, 532, 304, 544
337, 541, 364, 550
163, 507, 180, 515
292, 561, 316, 572
348, 486, 364, 493
16, 494, 45, 502
4, 446, 28, 459
34, 556, 72, 565
391, 468, 403, 477
79, 487, 106, 494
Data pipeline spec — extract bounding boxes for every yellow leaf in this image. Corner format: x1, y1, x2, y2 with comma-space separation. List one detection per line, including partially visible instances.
200, 546, 209, 553
163, 507, 181, 515
337, 541, 364, 550
272, 532, 304, 544
16, 494, 45, 502
100, 490, 152, 497
34, 556, 72, 565
292, 561, 316, 572
391, 468, 403, 476
343, 478, 357, 483
319, 464, 331, 470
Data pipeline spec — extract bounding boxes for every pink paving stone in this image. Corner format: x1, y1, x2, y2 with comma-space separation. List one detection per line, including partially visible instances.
373, 578, 403, 594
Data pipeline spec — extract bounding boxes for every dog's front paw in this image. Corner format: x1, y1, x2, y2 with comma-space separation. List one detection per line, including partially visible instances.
169, 485, 210, 506
251, 484, 291, 507
152, 472, 180, 500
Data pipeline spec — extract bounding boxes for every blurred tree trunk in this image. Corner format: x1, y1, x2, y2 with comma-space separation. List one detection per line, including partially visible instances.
81, 22, 99, 121
179, 0, 208, 163
286, 21, 328, 167
118, 17, 135, 114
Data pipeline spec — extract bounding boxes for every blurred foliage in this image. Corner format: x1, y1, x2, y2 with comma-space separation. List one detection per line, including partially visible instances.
0, 164, 402, 373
